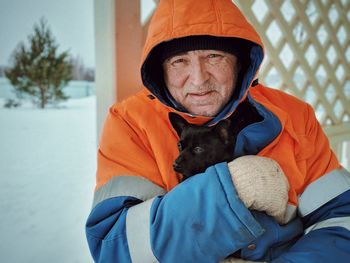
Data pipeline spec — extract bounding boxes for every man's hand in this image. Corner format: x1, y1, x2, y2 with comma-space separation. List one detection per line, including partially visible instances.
228, 155, 289, 224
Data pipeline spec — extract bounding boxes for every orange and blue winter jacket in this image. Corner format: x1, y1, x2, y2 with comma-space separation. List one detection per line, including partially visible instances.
86, 0, 350, 262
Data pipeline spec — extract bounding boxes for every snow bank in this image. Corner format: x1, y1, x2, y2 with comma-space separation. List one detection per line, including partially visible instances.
0, 96, 97, 263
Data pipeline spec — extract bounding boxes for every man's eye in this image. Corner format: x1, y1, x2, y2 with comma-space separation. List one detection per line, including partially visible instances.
171, 58, 186, 65
193, 146, 204, 154
207, 53, 222, 59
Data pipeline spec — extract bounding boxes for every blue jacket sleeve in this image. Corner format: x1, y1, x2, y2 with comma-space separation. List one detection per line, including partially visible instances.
86, 162, 264, 263
271, 188, 350, 263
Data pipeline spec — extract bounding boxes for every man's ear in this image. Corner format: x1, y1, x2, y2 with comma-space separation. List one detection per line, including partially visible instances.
168, 112, 188, 137
214, 119, 231, 144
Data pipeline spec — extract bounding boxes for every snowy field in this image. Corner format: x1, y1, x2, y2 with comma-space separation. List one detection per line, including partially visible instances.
0, 97, 97, 263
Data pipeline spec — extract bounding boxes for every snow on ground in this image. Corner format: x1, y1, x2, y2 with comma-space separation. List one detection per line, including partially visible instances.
0, 97, 97, 263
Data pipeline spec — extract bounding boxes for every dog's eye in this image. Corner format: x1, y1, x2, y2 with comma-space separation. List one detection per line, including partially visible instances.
193, 146, 204, 154
177, 142, 182, 151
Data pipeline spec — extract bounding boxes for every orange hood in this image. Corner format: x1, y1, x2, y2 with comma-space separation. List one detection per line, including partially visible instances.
141, 0, 265, 121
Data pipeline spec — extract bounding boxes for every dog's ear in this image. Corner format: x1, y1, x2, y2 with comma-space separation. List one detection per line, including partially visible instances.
214, 119, 231, 144
168, 112, 188, 137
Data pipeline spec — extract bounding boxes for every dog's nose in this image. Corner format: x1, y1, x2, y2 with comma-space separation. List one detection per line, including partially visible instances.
173, 160, 182, 172
173, 161, 179, 169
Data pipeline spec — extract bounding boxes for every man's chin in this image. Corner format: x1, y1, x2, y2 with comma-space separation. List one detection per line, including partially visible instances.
187, 105, 219, 117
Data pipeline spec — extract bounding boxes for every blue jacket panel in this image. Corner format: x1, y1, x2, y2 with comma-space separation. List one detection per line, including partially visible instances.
86, 163, 264, 262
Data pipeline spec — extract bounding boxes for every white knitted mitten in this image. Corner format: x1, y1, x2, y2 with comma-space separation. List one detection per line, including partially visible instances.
228, 155, 289, 224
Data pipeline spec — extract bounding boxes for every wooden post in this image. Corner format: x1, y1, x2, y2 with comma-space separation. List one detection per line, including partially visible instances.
94, 0, 150, 140
94, 0, 117, 139
115, 0, 143, 102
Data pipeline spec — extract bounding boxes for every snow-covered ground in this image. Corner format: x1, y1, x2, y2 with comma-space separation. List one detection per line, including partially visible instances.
0, 97, 97, 263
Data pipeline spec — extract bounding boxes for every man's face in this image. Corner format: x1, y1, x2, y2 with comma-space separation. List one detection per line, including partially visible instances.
163, 49, 239, 117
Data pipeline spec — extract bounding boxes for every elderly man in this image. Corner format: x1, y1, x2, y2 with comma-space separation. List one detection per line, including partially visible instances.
86, 0, 350, 262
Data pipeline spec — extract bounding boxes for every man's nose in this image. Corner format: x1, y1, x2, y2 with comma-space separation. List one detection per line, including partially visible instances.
189, 60, 209, 86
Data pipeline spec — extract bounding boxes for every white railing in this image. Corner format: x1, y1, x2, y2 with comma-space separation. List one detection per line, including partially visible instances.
234, 0, 350, 170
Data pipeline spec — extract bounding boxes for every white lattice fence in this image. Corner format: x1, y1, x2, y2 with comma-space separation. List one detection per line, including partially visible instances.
234, 0, 350, 169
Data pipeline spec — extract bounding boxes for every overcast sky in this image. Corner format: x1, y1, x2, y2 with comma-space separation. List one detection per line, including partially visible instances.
0, 0, 95, 68
0, 0, 158, 69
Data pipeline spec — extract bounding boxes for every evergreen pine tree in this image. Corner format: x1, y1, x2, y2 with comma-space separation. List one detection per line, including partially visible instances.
5, 18, 72, 108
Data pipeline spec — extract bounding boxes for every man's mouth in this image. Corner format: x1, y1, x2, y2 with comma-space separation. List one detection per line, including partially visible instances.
188, 91, 213, 97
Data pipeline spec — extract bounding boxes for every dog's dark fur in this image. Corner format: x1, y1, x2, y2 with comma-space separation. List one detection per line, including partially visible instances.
169, 100, 263, 180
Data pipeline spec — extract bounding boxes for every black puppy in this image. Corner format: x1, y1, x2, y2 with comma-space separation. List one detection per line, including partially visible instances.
169, 100, 262, 180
